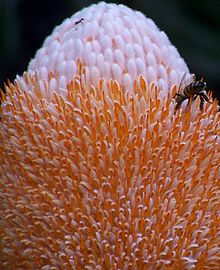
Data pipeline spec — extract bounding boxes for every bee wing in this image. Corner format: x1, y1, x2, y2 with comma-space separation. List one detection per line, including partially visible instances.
179, 72, 186, 86
185, 73, 196, 85
178, 72, 187, 93
184, 73, 196, 87
190, 73, 196, 82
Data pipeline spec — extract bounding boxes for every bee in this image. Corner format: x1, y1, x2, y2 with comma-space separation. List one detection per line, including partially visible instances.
173, 73, 212, 112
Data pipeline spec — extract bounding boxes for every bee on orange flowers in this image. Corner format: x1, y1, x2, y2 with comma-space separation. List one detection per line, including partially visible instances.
173, 73, 212, 112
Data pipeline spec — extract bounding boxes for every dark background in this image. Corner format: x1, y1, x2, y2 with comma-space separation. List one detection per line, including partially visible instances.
0, 0, 219, 100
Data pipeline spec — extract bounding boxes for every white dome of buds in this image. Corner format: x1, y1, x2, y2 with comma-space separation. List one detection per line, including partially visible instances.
28, 2, 189, 95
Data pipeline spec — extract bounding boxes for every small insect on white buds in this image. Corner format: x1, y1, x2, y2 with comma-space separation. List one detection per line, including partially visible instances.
28, 2, 189, 95
74, 18, 85, 30
75, 18, 84, 26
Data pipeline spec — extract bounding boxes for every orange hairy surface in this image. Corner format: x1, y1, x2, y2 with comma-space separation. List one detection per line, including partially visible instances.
0, 72, 219, 269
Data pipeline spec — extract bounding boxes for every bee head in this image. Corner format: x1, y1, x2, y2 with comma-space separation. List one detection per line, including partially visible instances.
196, 81, 206, 92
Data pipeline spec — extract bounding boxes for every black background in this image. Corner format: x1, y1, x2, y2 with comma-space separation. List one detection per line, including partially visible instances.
0, 0, 219, 100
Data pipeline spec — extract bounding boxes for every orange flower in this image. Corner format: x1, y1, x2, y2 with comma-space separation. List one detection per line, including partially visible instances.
0, 2, 220, 269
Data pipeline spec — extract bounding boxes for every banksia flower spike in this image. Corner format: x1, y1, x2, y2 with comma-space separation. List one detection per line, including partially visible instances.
0, 2, 219, 270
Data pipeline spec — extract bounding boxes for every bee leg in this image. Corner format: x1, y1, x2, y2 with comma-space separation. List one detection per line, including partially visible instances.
186, 96, 195, 110
174, 98, 186, 113
174, 103, 181, 113
173, 93, 183, 98
199, 96, 205, 110
173, 93, 186, 113
172, 93, 182, 102
192, 94, 198, 101
200, 93, 212, 104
